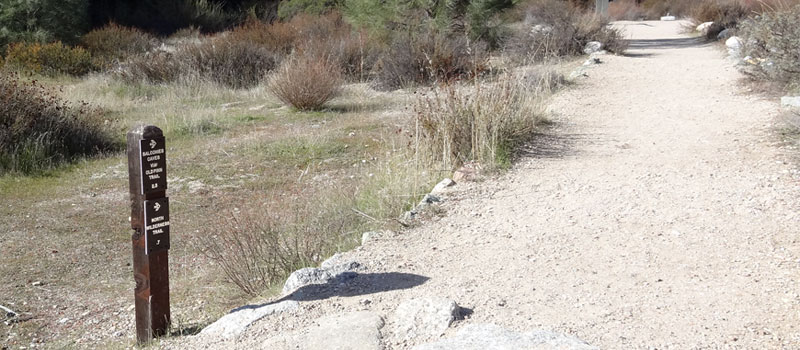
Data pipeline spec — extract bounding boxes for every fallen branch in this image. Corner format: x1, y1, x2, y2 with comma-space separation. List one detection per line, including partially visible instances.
0, 304, 17, 318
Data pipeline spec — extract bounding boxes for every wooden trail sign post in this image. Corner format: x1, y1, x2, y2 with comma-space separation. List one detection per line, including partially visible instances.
127, 125, 171, 344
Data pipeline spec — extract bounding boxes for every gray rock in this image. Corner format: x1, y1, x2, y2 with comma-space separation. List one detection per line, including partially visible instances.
781, 96, 800, 108
529, 24, 553, 36
263, 311, 384, 350
583, 41, 603, 55
200, 300, 299, 339
717, 28, 733, 40
412, 323, 598, 350
283, 260, 363, 295
431, 178, 456, 195
393, 297, 460, 341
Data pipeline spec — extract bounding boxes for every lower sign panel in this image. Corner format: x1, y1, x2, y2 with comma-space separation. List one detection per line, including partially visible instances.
143, 198, 170, 255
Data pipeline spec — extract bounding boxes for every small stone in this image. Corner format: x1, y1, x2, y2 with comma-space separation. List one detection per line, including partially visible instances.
31, 281, 42, 287
58, 318, 69, 324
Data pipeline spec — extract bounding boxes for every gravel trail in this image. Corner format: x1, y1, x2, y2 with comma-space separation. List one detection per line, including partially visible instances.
180, 20, 800, 349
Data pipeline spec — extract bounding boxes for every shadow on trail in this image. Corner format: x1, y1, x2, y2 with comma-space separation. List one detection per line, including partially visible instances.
627, 37, 709, 50
519, 122, 595, 159
232, 272, 429, 311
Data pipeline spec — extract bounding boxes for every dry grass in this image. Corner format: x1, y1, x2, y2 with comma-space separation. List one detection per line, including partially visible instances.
414, 70, 554, 169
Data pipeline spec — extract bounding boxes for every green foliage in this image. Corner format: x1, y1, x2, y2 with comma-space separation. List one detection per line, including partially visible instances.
0, 73, 119, 174
277, 0, 339, 19
0, 0, 90, 53
466, 0, 513, 48
4, 42, 96, 76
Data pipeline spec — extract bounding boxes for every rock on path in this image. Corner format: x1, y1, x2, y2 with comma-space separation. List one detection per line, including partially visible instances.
413, 323, 597, 350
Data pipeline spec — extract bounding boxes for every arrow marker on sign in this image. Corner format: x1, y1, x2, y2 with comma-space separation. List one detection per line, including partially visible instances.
150, 140, 157, 149
154, 202, 161, 211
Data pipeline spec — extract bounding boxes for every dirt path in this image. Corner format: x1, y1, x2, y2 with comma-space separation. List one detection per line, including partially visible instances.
181, 21, 800, 349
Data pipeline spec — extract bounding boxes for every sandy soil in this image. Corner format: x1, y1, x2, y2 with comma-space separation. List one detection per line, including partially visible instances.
179, 20, 800, 349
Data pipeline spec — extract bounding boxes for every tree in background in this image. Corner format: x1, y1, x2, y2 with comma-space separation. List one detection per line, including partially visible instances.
0, 0, 90, 52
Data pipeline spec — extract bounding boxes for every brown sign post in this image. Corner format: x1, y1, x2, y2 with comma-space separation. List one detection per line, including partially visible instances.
127, 125, 171, 344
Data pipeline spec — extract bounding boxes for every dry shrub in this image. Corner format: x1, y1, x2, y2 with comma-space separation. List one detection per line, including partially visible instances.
376, 28, 488, 90
609, 0, 648, 20
4, 42, 96, 77
690, 0, 749, 39
505, 0, 627, 62
80, 23, 158, 65
228, 12, 377, 81
197, 194, 361, 296
640, 0, 696, 18
0, 73, 118, 174
414, 72, 549, 169
268, 52, 343, 110
181, 39, 277, 89
118, 38, 277, 88
739, 4, 800, 90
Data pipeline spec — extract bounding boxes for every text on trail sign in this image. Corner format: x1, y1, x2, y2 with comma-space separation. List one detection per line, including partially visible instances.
139, 137, 167, 194
144, 197, 170, 255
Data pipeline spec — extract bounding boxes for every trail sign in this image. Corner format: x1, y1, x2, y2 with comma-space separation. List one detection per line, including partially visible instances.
144, 198, 170, 255
127, 125, 171, 344
140, 137, 167, 194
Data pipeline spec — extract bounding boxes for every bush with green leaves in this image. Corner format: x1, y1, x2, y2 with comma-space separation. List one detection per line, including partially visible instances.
0, 73, 118, 174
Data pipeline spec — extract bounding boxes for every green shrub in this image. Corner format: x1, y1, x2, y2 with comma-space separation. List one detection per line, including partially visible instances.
268, 51, 343, 110
0, 0, 90, 53
375, 27, 488, 90
80, 23, 158, 66
4, 41, 96, 76
0, 73, 118, 174
505, 0, 627, 62
739, 5, 800, 90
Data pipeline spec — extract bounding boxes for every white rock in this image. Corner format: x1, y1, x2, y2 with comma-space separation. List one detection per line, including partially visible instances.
529, 24, 553, 36
263, 311, 384, 350
583, 41, 603, 55
413, 323, 598, 350
726, 36, 743, 58
199, 300, 300, 339
431, 178, 456, 195
660, 15, 676, 21
781, 96, 800, 108
393, 297, 460, 341
696, 22, 713, 34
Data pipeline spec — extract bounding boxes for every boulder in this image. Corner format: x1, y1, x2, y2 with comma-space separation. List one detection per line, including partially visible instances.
263, 311, 385, 350
200, 300, 299, 339
781, 96, 800, 108
660, 15, 676, 21
583, 41, 603, 55
696, 22, 713, 35
412, 323, 598, 350
393, 297, 460, 341
282, 260, 363, 295
725, 36, 742, 58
